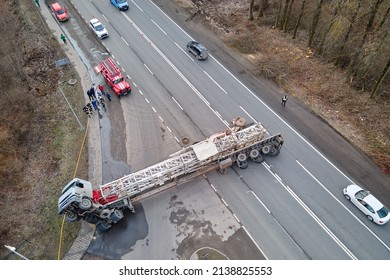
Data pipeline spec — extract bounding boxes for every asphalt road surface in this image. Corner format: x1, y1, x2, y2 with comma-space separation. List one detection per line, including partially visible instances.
54, 0, 390, 260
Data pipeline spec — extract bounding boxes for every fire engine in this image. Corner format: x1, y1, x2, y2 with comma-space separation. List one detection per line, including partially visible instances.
94, 58, 131, 97
58, 117, 284, 232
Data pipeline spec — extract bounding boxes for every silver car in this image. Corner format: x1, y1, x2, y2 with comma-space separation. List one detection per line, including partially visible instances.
343, 184, 390, 225
89, 18, 108, 39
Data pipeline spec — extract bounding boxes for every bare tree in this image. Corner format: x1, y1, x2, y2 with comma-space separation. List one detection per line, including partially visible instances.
370, 55, 390, 98
317, 0, 346, 55
258, 0, 268, 18
249, 0, 255, 21
293, 0, 306, 39
378, 4, 390, 29
336, 0, 363, 65
348, 0, 385, 80
359, 28, 390, 91
279, 0, 290, 30
283, 0, 294, 33
275, 0, 284, 28
308, 0, 325, 48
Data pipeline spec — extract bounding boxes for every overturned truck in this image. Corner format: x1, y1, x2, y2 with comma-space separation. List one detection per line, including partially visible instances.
58, 117, 284, 232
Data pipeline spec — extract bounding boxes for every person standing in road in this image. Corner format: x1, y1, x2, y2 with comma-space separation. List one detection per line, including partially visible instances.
98, 95, 106, 111
87, 89, 93, 101
60, 34, 67, 44
87, 102, 93, 114
83, 105, 92, 118
98, 85, 104, 95
105, 91, 112, 102
281, 95, 288, 106
92, 99, 98, 111
90, 86, 96, 100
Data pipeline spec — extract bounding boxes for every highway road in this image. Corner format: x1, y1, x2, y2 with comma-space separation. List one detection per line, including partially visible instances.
57, 0, 390, 259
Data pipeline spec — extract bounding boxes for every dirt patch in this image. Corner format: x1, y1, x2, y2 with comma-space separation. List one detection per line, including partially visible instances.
172, 0, 390, 174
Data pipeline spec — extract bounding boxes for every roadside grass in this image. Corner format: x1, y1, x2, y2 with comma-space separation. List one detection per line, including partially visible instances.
0, 1, 88, 259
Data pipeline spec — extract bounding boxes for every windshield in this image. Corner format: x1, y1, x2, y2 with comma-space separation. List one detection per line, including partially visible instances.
95, 24, 105, 31
118, 0, 127, 3
57, 9, 64, 15
113, 77, 124, 84
377, 206, 389, 218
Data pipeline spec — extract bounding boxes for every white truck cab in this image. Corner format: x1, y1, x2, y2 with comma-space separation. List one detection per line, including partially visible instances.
58, 178, 93, 215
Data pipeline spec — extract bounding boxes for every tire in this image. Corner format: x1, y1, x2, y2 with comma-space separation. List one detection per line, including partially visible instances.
367, 215, 374, 222
249, 149, 260, 159
196, 55, 200, 60
344, 194, 351, 201
272, 137, 281, 146
111, 209, 124, 223
65, 212, 78, 223
237, 161, 248, 169
99, 209, 111, 219
80, 197, 92, 210
237, 153, 247, 162
269, 147, 280, 156
262, 145, 271, 155
96, 221, 111, 233
253, 154, 264, 163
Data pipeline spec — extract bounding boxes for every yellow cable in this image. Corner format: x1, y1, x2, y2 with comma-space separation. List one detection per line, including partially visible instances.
57, 117, 89, 260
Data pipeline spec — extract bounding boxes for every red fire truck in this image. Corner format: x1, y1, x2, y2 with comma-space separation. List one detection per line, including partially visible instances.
94, 58, 131, 97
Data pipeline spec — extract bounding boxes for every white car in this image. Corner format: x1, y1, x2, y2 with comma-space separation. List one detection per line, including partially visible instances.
89, 18, 108, 39
343, 184, 390, 225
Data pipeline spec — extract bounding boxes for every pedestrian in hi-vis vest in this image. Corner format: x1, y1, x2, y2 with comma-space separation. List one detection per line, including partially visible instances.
281, 95, 288, 106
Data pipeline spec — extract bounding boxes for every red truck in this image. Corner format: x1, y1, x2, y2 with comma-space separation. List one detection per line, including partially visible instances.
94, 58, 131, 97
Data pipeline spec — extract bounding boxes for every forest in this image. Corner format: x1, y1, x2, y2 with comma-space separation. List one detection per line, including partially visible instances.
249, 0, 390, 98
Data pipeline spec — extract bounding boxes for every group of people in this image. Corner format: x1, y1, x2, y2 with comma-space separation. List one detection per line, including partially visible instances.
83, 85, 112, 118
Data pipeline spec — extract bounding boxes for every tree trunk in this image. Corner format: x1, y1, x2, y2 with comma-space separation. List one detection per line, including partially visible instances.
317, 0, 345, 55
308, 0, 324, 48
283, 0, 294, 33
336, 0, 362, 65
249, 0, 255, 21
293, 0, 306, 39
279, 0, 290, 30
370, 55, 390, 98
275, 0, 283, 28
378, 4, 390, 29
258, 0, 268, 18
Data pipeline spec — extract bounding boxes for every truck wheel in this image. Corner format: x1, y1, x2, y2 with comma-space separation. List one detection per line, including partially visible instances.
269, 147, 280, 156
96, 221, 112, 233
262, 145, 271, 155
80, 197, 92, 210
249, 149, 260, 160
237, 161, 248, 169
253, 154, 264, 163
65, 212, 78, 223
272, 137, 282, 146
99, 209, 111, 219
111, 209, 124, 223
236, 153, 248, 169
237, 153, 247, 162
250, 149, 264, 163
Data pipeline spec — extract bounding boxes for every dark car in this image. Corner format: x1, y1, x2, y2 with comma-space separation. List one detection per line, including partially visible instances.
186, 41, 209, 60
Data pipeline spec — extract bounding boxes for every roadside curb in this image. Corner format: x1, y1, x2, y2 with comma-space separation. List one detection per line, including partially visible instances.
38, 3, 100, 260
